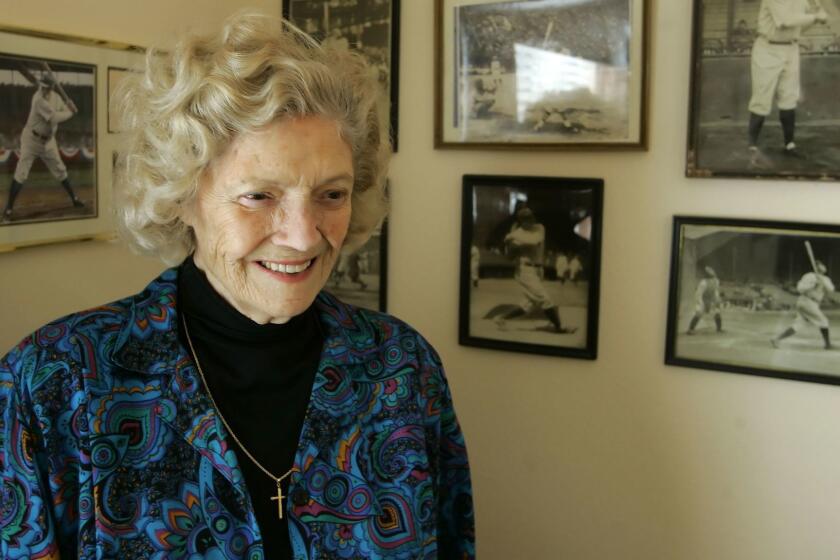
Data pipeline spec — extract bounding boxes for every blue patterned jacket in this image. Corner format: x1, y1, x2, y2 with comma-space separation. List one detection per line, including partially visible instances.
0, 268, 474, 559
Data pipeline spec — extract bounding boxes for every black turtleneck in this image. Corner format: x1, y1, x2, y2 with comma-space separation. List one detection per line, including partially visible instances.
177, 257, 322, 559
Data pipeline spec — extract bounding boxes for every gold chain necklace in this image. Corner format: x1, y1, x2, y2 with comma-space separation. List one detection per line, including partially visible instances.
182, 317, 296, 520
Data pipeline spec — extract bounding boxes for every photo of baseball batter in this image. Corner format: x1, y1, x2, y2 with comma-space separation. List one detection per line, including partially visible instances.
327, 223, 387, 312
0, 54, 95, 226
284, 0, 399, 148
687, 0, 840, 179
460, 175, 603, 358
667, 218, 840, 384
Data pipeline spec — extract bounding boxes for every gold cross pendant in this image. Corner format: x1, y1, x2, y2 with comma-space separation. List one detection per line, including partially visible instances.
270, 479, 285, 520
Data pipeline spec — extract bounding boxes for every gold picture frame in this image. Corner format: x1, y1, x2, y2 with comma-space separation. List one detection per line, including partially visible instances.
0, 25, 144, 251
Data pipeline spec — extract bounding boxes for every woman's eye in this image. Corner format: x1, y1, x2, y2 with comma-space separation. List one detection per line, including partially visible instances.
323, 189, 349, 203
238, 192, 274, 208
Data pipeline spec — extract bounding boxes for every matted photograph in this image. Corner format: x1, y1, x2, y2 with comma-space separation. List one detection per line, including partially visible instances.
283, 0, 400, 150
666, 217, 840, 386
327, 221, 388, 312
459, 175, 603, 358
0, 26, 143, 250
686, 0, 840, 180
0, 53, 96, 226
435, 0, 649, 149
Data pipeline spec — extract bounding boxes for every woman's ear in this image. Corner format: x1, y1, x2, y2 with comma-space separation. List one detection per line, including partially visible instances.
179, 172, 206, 228
178, 196, 197, 229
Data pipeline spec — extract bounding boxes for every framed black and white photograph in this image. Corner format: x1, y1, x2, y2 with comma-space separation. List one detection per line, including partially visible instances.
459, 175, 602, 358
0, 53, 96, 226
686, 0, 840, 180
327, 221, 388, 312
435, 0, 649, 149
0, 26, 142, 250
283, 0, 400, 151
666, 217, 840, 386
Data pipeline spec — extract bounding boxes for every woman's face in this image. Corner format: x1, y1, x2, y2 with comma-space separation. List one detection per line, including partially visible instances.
183, 116, 354, 324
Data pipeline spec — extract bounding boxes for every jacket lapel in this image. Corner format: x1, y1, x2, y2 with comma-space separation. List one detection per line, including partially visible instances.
109, 268, 250, 497
110, 270, 383, 520
290, 293, 383, 520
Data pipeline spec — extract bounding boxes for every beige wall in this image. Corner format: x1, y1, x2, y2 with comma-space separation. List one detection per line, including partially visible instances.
3, 1, 840, 559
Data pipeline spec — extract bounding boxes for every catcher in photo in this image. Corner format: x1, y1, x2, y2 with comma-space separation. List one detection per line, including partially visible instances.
686, 266, 724, 334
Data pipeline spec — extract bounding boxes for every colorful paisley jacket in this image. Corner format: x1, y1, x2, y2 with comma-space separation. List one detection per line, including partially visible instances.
0, 268, 475, 559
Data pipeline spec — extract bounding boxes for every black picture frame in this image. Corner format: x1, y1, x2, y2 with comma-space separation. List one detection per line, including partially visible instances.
434, 0, 650, 150
327, 220, 388, 312
283, 0, 401, 151
685, 0, 840, 180
459, 174, 603, 359
666, 216, 840, 386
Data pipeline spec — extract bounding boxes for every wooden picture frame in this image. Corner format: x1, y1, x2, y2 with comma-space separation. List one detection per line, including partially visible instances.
435, 0, 649, 150
666, 216, 840, 386
283, 0, 401, 151
459, 174, 603, 358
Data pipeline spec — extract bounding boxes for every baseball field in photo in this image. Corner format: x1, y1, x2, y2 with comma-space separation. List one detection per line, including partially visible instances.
667, 217, 840, 386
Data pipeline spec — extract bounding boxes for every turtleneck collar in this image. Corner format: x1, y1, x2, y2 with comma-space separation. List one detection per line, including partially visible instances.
177, 255, 318, 344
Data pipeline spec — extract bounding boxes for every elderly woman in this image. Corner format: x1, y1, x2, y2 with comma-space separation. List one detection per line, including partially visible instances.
0, 13, 474, 560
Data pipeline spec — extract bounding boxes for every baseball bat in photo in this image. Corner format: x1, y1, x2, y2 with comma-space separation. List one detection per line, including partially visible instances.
805, 240, 819, 273
39, 61, 77, 112
16, 63, 39, 86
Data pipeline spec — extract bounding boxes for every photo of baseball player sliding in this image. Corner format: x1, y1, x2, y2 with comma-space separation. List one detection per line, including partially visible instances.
669, 220, 840, 382
461, 176, 602, 358
688, 0, 840, 179
0, 54, 95, 225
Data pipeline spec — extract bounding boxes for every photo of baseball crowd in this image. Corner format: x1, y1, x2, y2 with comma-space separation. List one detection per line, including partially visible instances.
460, 175, 602, 358
285, 0, 398, 147
0, 54, 95, 226
688, 0, 840, 179
452, 0, 633, 143
668, 220, 840, 382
